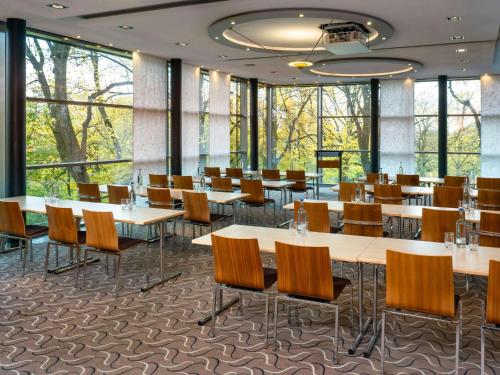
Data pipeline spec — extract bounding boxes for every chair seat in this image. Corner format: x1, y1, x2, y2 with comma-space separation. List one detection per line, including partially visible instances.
246, 198, 275, 206
188, 213, 228, 225
389, 295, 461, 318
289, 276, 351, 303
288, 186, 313, 192
25, 225, 48, 237
118, 237, 147, 250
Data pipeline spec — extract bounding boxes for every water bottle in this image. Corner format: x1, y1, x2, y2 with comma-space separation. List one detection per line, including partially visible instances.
455, 208, 467, 248
296, 199, 308, 235
200, 174, 206, 191
378, 168, 384, 185
355, 183, 362, 202
129, 182, 136, 207
398, 162, 404, 175
137, 169, 143, 189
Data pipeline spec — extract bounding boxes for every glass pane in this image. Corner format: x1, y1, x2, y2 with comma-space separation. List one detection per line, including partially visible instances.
230, 115, 242, 167
448, 116, 481, 153
200, 72, 210, 113
230, 80, 241, 115
447, 153, 480, 176
199, 112, 210, 155
415, 116, 438, 153
447, 80, 481, 116
322, 84, 371, 117
415, 81, 439, 116
271, 86, 317, 172
258, 85, 267, 168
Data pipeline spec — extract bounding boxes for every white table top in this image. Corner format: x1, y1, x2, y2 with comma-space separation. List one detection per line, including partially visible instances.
358, 237, 500, 276
192, 224, 375, 263
282, 199, 407, 218
332, 184, 432, 196
169, 189, 249, 204
1, 196, 184, 226
204, 177, 296, 189
401, 205, 500, 223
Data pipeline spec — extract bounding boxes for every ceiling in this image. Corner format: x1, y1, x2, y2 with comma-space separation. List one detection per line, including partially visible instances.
2, 0, 500, 84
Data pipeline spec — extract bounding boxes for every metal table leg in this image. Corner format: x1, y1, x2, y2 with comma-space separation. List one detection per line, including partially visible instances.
197, 287, 239, 325
141, 221, 182, 292
364, 265, 382, 357
48, 257, 99, 274
348, 262, 372, 355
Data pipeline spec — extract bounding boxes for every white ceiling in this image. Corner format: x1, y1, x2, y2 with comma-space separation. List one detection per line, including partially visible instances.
2, 0, 500, 84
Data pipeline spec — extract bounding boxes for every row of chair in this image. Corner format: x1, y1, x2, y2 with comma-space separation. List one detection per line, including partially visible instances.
367, 173, 500, 190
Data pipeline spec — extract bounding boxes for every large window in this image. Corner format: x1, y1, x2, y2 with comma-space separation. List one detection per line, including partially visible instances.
199, 70, 210, 168
447, 79, 481, 176
414, 81, 439, 177
25, 35, 133, 199
258, 84, 268, 168
271, 86, 317, 172
229, 79, 247, 167
0, 28, 5, 198
321, 84, 371, 183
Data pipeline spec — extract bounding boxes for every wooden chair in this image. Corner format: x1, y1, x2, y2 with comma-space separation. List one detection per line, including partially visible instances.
374, 184, 404, 205
273, 241, 353, 363
293, 201, 336, 233
107, 185, 129, 205
479, 211, 500, 248
286, 170, 313, 200
444, 175, 466, 187
146, 187, 178, 249
367, 172, 388, 184
81, 209, 149, 297
481, 260, 500, 373
339, 182, 365, 202
396, 174, 420, 186
225, 168, 243, 178
240, 179, 276, 225
172, 175, 194, 190
262, 169, 284, 204
204, 167, 221, 178
0, 201, 48, 276
421, 208, 460, 242
343, 202, 384, 237
44, 205, 85, 286
211, 177, 233, 192
77, 182, 101, 202
381, 250, 461, 374
477, 177, 500, 191
477, 189, 500, 211
149, 174, 169, 188
433, 186, 464, 208
181, 191, 228, 248
210, 235, 277, 346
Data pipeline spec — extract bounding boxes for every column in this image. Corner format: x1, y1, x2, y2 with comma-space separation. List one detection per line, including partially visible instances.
181, 63, 200, 175
209, 70, 230, 167
380, 78, 415, 175
481, 74, 500, 177
170, 58, 182, 175
370, 79, 380, 172
249, 78, 258, 171
438, 75, 448, 177
0, 30, 6, 197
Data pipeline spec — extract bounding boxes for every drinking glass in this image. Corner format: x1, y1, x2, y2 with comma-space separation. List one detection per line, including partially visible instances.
51, 185, 59, 204
469, 232, 479, 252
444, 232, 455, 249
121, 198, 130, 211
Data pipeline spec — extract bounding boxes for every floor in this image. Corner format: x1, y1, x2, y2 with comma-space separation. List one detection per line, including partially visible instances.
1, 189, 499, 375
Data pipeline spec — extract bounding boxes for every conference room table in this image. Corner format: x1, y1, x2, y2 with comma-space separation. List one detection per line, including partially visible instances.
0, 196, 185, 292
193, 224, 500, 356
358, 176, 445, 186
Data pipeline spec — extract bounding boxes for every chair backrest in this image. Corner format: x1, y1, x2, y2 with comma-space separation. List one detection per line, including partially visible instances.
479, 211, 500, 248
107, 185, 129, 205
367, 172, 388, 184
293, 201, 330, 233
182, 190, 210, 223
339, 182, 365, 202
374, 184, 403, 205
77, 182, 101, 202
147, 187, 173, 209
211, 177, 233, 192
46, 205, 78, 244
487, 260, 500, 324
211, 235, 265, 290
386, 250, 455, 317
240, 179, 265, 204
204, 167, 221, 178
444, 175, 466, 187
286, 170, 306, 190
0, 201, 26, 237
433, 186, 463, 208
477, 177, 500, 191
421, 208, 460, 242
82, 210, 119, 251
149, 174, 169, 188
226, 168, 243, 178
262, 169, 281, 181
275, 241, 334, 301
172, 175, 194, 190
477, 189, 500, 211
396, 174, 420, 186
343, 202, 383, 237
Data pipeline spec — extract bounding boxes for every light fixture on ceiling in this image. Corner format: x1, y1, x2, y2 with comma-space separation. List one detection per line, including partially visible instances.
119, 25, 134, 30
47, 3, 67, 9
63, 37, 69, 41
382, 37, 387, 40
460, 67, 468, 72
109, 43, 113, 46
219, 55, 228, 59
214, 36, 219, 40
176, 42, 189, 46
298, 13, 304, 18
447, 16, 462, 21
76, 35, 81, 39
451, 35, 464, 40
230, 21, 236, 25
96, 45, 101, 48
288, 61, 313, 69
135, 49, 141, 53
245, 47, 250, 51
456, 48, 467, 53
366, 21, 373, 26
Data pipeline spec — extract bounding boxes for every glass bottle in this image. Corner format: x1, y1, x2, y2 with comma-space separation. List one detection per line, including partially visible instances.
398, 162, 404, 175
378, 168, 384, 185
200, 173, 206, 191
296, 199, 308, 235
137, 168, 143, 188
129, 182, 136, 207
455, 207, 467, 248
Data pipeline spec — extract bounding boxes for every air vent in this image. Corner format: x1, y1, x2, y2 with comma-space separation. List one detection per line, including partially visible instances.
245, 63, 256, 67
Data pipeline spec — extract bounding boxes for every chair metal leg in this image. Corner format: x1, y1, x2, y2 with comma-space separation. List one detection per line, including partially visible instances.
273, 296, 279, 350
145, 243, 150, 285
105, 255, 109, 275
273, 202, 276, 226
44, 242, 51, 281
83, 250, 88, 288
480, 326, 485, 375
456, 301, 462, 374
74, 245, 80, 288
380, 311, 386, 374
181, 220, 186, 250
237, 292, 244, 316
333, 305, 339, 364
264, 293, 270, 348
211, 284, 218, 336
55, 244, 59, 266
350, 282, 355, 336
22, 240, 29, 277
29, 239, 34, 262
115, 255, 122, 297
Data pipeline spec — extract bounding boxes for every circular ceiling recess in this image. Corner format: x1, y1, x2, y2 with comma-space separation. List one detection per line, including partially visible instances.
307, 57, 424, 77
208, 9, 393, 53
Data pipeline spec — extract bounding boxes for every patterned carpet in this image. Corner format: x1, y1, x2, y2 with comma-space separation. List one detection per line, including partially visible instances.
1, 190, 500, 375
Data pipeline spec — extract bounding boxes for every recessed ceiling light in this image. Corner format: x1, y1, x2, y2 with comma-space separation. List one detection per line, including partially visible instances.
119, 25, 134, 30
47, 3, 67, 9
299, 13, 304, 18
288, 61, 313, 69
76, 35, 81, 39
407, 63, 412, 66
447, 16, 462, 21
460, 67, 468, 72
63, 37, 69, 41
214, 36, 219, 40
108, 43, 113, 46
201, 65, 205, 68
176, 42, 188, 46
96, 45, 101, 48
245, 47, 250, 51
366, 21, 373, 26
456, 48, 467, 53
230, 21, 236, 25
381, 37, 387, 40
135, 49, 141, 53
414, 69, 418, 72
451, 35, 464, 40
215, 69, 220, 72
315, 81, 319, 84
322, 63, 326, 66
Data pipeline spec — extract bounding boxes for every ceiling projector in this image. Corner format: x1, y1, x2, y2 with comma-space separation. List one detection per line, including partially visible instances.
320, 22, 372, 55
